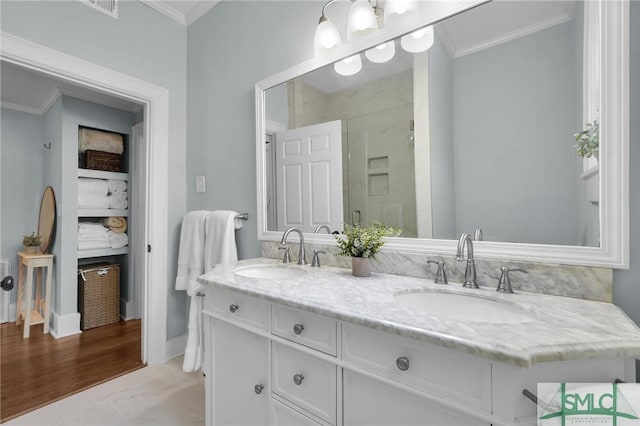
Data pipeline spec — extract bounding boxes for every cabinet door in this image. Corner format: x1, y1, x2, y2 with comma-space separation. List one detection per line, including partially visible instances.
343, 370, 487, 426
210, 319, 269, 426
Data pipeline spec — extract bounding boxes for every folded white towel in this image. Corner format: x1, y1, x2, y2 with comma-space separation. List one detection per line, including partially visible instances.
78, 234, 110, 242
108, 231, 128, 249
78, 193, 110, 209
79, 222, 107, 229
108, 192, 128, 209
78, 240, 111, 250
108, 180, 127, 194
78, 178, 108, 197
78, 230, 109, 238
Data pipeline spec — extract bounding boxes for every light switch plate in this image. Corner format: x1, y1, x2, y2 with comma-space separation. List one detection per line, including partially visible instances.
195, 176, 206, 193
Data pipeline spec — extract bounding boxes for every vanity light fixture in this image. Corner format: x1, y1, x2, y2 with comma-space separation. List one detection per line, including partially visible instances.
383, 0, 419, 29
401, 25, 435, 53
314, 0, 434, 76
334, 53, 363, 76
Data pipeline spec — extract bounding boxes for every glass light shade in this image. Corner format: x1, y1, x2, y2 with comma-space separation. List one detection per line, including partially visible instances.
401, 25, 435, 53
365, 41, 396, 63
334, 54, 362, 76
314, 18, 342, 58
383, 0, 419, 28
347, 0, 378, 41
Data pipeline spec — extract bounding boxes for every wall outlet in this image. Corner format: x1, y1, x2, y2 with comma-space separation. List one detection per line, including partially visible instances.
195, 176, 206, 193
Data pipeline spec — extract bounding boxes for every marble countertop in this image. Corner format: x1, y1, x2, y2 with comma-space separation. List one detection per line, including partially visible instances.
198, 257, 640, 367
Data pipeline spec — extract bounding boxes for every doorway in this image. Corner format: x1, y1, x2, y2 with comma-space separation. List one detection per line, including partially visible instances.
0, 33, 168, 361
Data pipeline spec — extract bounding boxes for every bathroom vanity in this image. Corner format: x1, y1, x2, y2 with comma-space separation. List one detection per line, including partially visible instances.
199, 259, 640, 426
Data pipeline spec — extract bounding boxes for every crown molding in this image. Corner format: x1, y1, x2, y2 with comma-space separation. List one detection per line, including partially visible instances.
140, 0, 219, 27
140, 0, 186, 26
185, 1, 219, 26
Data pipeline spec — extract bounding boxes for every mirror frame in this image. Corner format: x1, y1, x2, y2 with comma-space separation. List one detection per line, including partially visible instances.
255, 0, 629, 268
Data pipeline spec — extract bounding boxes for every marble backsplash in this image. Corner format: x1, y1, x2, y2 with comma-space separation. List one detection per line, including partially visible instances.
262, 241, 613, 302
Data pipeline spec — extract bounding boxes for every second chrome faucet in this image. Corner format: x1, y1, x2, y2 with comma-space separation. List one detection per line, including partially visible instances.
456, 232, 478, 288
280, 227, 307, 265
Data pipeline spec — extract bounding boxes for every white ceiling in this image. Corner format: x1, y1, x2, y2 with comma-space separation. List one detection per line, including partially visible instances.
1, 61, 142, 116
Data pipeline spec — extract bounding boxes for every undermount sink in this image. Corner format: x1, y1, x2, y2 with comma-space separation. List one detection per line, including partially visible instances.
234, 264, 307, 279
394, 291, 535, 324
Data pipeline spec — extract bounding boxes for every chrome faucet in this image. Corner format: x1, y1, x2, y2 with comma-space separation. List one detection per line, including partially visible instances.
280, 227, 307, 265
314, 225, 331, 234
456, 233, 479, 288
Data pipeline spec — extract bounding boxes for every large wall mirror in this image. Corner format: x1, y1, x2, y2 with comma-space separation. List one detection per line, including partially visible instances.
256, 0, 629, 268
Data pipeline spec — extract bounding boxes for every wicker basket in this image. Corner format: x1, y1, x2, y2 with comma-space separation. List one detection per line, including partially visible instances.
84, 149, 122, 172
78, 263, 120, 330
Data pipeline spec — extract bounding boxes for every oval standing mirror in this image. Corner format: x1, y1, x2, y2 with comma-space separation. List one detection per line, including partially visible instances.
38, 186, 56, 254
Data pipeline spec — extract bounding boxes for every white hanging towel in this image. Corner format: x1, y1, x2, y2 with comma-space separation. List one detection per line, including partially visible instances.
175, 211, 209, 293
182, 210, 243, 373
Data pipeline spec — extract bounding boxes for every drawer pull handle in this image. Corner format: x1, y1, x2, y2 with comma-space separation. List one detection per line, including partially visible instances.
293, 374, 304, 385
254, 384, 264, 395
229, 304, 239, 313
396, 356, 410, 371
293, 324, 305, 335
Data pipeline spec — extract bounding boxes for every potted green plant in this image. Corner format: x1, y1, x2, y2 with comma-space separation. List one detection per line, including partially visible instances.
22, 232, 42, 254
574, 120, 599, 160
335, 222, 399, 277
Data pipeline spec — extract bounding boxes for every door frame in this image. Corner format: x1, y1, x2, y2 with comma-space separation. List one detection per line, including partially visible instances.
1, 32, 169, 365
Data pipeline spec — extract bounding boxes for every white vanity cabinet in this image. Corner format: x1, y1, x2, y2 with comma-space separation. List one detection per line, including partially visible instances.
202, 284, 635, 426
202, 287, 493, 426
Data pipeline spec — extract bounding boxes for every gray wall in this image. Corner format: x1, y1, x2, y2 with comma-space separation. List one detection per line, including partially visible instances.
452, 22, 579, 245
187, 1, 321, 260
428, 39, 456, 239
0, 0, 188, 339
0, 108, 46, 295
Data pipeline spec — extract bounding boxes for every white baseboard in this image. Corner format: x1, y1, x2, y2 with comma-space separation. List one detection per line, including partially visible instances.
120, 298, 137, 321
9, 302, 16, 323
50, 311, 82, 338
166, 333, 187, 360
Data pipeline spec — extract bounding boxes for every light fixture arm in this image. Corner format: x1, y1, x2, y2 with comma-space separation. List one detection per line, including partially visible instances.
319, 0, 356, 22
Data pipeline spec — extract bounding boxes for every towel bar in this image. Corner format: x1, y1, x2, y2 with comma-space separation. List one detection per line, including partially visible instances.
235, 212, 249, 221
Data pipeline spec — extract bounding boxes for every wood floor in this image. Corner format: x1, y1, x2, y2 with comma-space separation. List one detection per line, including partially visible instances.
0, 319, 144, 423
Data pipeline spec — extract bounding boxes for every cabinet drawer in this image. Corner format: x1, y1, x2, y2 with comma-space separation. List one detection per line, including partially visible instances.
206, 287, 269, 332
271, 398, 324, 426
272, 304, 337, 356
343, 369, 486, 426
342, 323, 491, 413
272, 343, 337, 425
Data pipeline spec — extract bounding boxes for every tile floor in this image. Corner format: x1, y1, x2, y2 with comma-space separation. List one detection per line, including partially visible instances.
5, 357, 205, 426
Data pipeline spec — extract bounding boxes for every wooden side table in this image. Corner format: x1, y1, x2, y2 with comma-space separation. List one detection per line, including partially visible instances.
16, 251, 54, 338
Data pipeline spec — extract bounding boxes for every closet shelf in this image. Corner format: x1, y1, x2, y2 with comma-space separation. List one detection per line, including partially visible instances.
78, 209, 128, 217
78, 169, 128, 180
78, 247, 128, 259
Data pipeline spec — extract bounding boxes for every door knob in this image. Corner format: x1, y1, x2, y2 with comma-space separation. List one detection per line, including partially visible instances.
254, 384, 264, 395
1, 276, 14, 292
